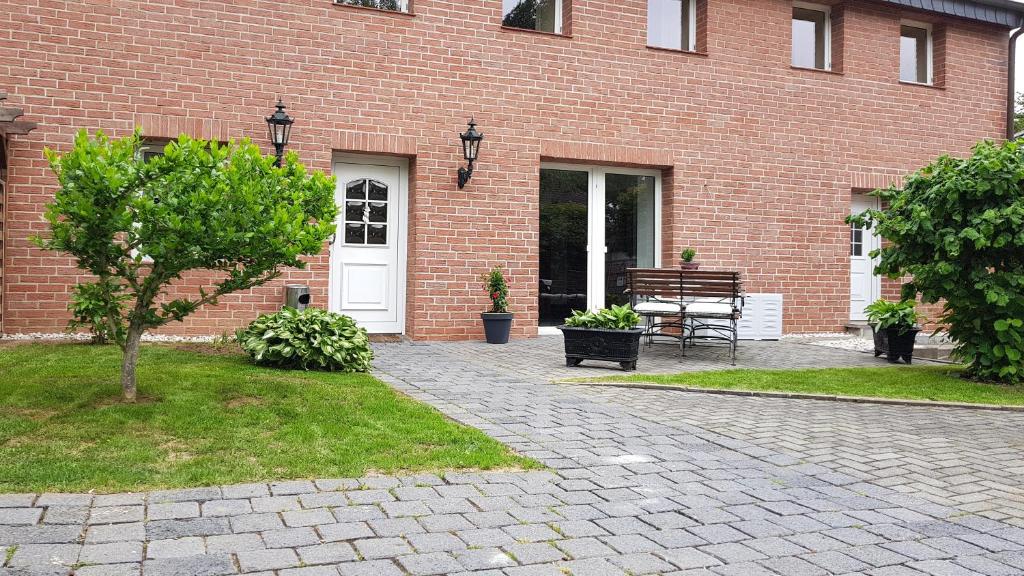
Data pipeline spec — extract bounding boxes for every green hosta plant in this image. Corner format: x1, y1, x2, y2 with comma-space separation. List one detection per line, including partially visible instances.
850, 139, 1024, 383
564, 304, 641, 330
864, 299, 921, 335
237, 307, 373, 372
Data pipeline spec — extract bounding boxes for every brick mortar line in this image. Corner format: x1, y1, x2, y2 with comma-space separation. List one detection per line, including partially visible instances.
561, 380, 1024, 412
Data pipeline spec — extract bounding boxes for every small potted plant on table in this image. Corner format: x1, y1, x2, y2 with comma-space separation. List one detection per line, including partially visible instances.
481, 265, 513, 344
865, 299, 923, 364
559, 304, 644, 370
680, 248, 699, 270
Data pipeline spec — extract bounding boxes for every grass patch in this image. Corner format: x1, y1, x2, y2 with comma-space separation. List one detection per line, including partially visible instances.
574, 366, 1024, 406
0, 343, 536, 493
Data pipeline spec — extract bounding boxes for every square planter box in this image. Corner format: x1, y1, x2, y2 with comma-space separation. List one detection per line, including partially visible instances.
558, 326, 644, 371
872, 325, 922, 364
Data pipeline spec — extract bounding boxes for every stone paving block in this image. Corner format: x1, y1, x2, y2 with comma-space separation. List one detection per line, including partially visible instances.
880, 540, 951, 561
299, 492, 348, 509
686, 524, 747, 544
465, 510, 517, 528
406, 531, 467, 553
801, 550, 872, 573
594, 516, 649, 535
419, 514, 474, 533
228, 512, 283, 533
93, 493, 145, 507
149, 488, 221, 504
282, 508, 335, 528
76, 564, 140, 576
336, 559, 406, 576
758, 556, 829, 576
422, 497, 475, 514
251, 496, 300, 513
555, 537, 617, 559
206, 532, 264, 554
279, 567, 339, 576
269, 481, 317, 495
607, 551, 677, 575
0, 508, 42, 525
9, 543, 80, 567
503, 565, 565, 576
87, 506, 144, 525
147, 502, 200, 521
503, 523, 561, 543
656, 547, 723, 570
346, 490, 394, 505
142, 553, 236, 576
297, 542, 358, 564
0, 495, 35, 508
458, 527, 517, 548
220, 483, 270, 499
906, 559, 979, 575
331, 505, 385, 523
237, 547, 301, 571
318, 521, 375, 542
146, 518, 230, 540
711, 561, 782, 576
396, 551, 463, 575
744, 536, 809, 557
506, 542, 567, 564
452, 547, 517, 571
40, 506, 89, 525
147, 537, 206, 558
353, 536, 414, 559
36, 494, 91, 507
552, 520, 608, 538
602, 533, 662, 554
699, 542, 767, 563
952, 554, 1021, 576
85, 522, 145, 544
200, 499, 252, 517
261, 527, 320, 548
367, 517, 424, 538
79, 540, 143, 564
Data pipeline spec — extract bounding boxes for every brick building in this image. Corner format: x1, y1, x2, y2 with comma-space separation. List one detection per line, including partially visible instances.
1, 0, 1021, 340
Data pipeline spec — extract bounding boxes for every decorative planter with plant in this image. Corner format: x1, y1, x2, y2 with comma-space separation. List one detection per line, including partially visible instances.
481, 265, 513, 344
559, 304, 644, 370
865, 299, 923, 364
680, 248, 699, 270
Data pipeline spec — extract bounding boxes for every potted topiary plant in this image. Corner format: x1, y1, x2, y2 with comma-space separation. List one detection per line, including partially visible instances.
481, 265, 513, 344
680, 248, 699, 270
865, 299, 923, 364
558, 304, 644, 370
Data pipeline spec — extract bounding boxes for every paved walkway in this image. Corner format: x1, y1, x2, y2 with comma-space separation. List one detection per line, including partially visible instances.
2, 339, 1024, 575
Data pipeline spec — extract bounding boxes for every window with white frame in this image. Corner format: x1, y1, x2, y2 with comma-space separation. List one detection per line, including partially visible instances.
648, 0, 697, 52
792, 2, 830, 70
503, 0, 562, 34
900, 22, 932, 84
334, 0, 410, 13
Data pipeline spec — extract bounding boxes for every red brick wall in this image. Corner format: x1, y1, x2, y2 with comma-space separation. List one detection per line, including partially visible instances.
0, 0, 1010, 339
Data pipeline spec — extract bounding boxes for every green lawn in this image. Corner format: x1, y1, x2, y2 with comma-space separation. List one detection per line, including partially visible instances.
575, 366, 1024, 406
0, 343, 535, 493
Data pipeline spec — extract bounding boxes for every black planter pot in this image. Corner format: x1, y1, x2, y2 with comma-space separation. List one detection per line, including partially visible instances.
872, 325, 921, 364
558, 326, 644, 371
481, 312, 513, 344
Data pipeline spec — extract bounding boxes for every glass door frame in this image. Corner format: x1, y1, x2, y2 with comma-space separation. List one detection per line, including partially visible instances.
538, 163, 663, 334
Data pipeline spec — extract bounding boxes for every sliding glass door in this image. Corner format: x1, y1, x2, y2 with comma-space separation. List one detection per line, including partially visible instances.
539, 165, 661, 329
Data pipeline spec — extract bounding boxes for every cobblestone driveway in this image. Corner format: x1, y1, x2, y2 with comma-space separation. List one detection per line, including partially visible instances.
2, 338, 1023, 575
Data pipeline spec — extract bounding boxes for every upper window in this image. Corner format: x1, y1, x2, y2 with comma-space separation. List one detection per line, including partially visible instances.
503, 0, 562, 34
900, 22, 933, 85
335, 0, 409, 12
792, 2, 830, 70
648, 0, 697, 51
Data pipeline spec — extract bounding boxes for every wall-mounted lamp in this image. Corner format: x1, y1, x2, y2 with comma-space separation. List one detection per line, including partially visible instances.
457, 118, 483, 189
265, 98, 294, 167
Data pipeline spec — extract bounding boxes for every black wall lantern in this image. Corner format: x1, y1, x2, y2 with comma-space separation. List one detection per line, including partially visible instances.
457, 118, 483, 189
265, 98, 294, 167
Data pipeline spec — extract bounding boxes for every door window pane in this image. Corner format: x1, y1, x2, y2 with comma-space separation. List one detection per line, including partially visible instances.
900, 25, 930, 84
605, 174, 657, 307
539, 169, 589, 326
648, 0, 693, 51
792, 5, 829, 70
850, 223, 863, 257
342, 179, 389, 245
503, 0, 561, 33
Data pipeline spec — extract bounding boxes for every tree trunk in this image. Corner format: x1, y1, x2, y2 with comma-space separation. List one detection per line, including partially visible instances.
120, 324, 144, 402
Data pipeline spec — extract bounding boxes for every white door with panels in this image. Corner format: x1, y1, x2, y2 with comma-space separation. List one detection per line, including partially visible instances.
849, 194, 881, 321
330, 157, 408, 334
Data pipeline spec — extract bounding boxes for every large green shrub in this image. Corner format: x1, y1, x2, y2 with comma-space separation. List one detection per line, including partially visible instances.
238, 307, 373, 372
851, 139, 1024, 382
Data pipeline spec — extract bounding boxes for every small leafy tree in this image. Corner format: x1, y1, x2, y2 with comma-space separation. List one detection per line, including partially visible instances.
483, 265, 510, 313
36, 130, 338, 401
851, 140, 1024, 383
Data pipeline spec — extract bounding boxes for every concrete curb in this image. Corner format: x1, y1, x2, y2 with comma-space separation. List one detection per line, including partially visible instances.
559, 380, 1024, 412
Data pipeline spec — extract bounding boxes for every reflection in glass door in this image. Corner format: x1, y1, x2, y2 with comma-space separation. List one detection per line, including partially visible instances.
539, 169, 589, 326
539, 166, 660, 329
605, 174, 657, 307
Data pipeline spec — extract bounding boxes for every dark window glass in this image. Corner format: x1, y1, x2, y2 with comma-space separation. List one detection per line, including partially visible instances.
648, 0, 692, 51
792, 6, 828, 70
335, 0, 407, 12
900, 25, 930, 84
503, 0, 560, 33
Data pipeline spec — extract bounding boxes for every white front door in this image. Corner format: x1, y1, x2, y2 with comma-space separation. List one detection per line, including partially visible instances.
329, 157, 408, 334
849, 194, 881, 321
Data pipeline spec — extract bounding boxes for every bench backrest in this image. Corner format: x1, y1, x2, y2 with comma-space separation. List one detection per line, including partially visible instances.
626, 268, 742, 301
